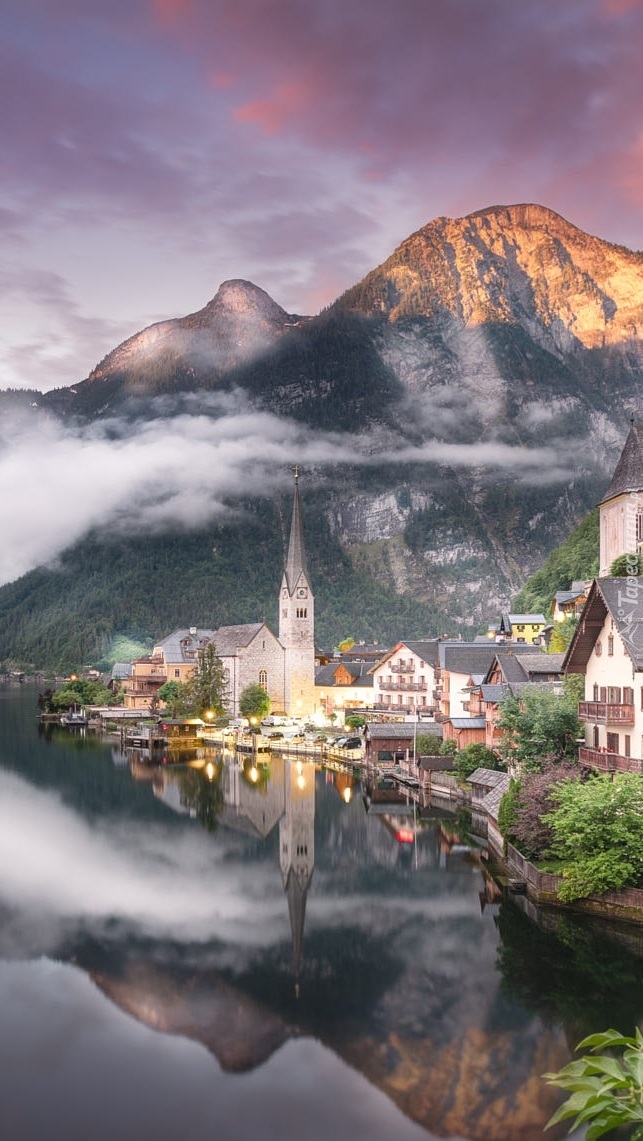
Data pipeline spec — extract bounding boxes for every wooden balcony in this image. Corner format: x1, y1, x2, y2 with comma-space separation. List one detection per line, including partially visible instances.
578, 701, 635, 725
390, 662, 415, 674
578, 746, 643, 774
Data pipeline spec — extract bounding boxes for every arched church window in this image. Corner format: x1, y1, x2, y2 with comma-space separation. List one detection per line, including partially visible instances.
259, 670, 267, 689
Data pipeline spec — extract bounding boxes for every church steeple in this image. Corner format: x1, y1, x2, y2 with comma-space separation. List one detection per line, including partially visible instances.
599, 423, 643, 575
279, 469, 315, 716
284, 466, 309, 594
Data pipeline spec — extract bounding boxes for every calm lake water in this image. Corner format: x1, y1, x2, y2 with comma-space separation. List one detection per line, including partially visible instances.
2, 684, 643, 1141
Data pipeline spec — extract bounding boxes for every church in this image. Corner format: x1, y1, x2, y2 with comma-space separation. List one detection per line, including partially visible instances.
123, 471, 316, 718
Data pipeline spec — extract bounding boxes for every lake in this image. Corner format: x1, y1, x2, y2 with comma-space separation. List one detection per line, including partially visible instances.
1, 683, 642, 1141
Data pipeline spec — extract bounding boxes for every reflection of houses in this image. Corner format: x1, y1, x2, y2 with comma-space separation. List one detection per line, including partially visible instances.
123, 473, 316, 717
369, 640, 440, 717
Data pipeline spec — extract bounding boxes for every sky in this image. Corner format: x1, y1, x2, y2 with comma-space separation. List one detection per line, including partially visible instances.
1, 0, 642, 589
3, 0, 643, 395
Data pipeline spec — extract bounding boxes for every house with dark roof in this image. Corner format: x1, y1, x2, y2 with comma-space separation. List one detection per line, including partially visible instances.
564, 577, 643, 775
369, 639, 441, 718
314, 659, 374, 719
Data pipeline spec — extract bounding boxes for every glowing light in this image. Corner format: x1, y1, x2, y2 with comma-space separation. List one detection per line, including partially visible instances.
205, 762, 215, 781
249, 766, 259, 783
297, 774, 305, 790
205, 710, 214, 721
343, 787, 352, 803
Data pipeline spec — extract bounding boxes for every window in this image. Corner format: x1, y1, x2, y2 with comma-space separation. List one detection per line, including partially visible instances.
595, 641, 602, 656
259, 670, 267, 689
593, 683, 599, 701
296, 607, 307, 618
624, 687, 634, 705
608, 687, 621, 704
607, 732, 620, 753
608, 635, 614, 656
625, 735, 631, 758
174, 669, 180, 678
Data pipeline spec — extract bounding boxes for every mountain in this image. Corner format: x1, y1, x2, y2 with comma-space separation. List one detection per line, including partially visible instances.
2, 203, 643, 670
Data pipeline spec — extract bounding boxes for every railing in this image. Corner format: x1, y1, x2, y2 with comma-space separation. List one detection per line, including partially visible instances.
390, 662, 415, 673
578, 746, 643, 774
378, 680, 427, 692
371, 702, 413, 713
578, 701, 635, 725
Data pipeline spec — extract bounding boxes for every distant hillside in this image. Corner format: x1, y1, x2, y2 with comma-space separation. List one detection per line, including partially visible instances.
512, 510, 600, 615
0, 493, 461, 672
2, 203, 643, 669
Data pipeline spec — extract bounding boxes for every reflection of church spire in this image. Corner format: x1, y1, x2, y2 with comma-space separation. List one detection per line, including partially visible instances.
279, 760, 315, 987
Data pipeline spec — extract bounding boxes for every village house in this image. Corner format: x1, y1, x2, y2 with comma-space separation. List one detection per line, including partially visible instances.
314, 659, 374, 720
494, 612, 548, 644
368, 640, 441, 718
363, 721, 442, 768
565, 421, 643, 775
470, 645, 566, 752
550, 581, 590, 623
123, 472, 316, 719
436, 642, 499, 746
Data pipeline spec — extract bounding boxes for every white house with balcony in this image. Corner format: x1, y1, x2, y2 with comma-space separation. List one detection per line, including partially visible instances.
564, 578, 643, 773
369, 640, 440, 718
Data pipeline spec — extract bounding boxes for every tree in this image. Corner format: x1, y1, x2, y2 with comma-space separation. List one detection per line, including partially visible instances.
497, 685, 581, 771
506, 761, 581, 860
157, 680, 184, 716
239, 682, 270, 723
610, 552, 641, 576
549, 616, 578, 653
180, 643, 228, 718
43, 677, 117, 711
416, 733, 443, 756
544, 1028, 643, 1139
454, 743, 503, 781
544, 773, 643, 901
345, 714, 365, 730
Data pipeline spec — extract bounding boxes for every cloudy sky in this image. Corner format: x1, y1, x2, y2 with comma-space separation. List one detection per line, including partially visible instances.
3, 0, 643, 394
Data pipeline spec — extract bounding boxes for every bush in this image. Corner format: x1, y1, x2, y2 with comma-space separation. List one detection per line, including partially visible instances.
454, 743, 503, 781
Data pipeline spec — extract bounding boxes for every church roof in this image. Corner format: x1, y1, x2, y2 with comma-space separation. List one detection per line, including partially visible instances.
599, 424, 643, 505
284, 474, 309, 594
212, 623, 269, 655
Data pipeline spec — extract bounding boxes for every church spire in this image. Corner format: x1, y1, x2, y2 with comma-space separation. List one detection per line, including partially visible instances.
284, 466, 308, 594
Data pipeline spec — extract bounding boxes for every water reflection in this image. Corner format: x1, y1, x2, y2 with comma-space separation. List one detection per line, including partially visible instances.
3, 685, 643, 1140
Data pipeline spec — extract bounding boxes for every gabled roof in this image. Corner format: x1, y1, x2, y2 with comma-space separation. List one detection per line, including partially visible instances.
564, 577, 643, 672
481, 775, 511, 819
438, 642, 498, 676
315, 661, 374, 688
213, 623, 271, 655
515, 652, 566, 676
155, 628, 217, 662
599, 424, 643, 505
507, 613, 547, 624
365, 722, 418, 739
480, 683, 509, 703
371, 639, 440, 671
468, 767, 507, 788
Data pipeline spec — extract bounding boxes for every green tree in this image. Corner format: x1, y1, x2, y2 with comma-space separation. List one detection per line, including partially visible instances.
416, 733, 443, 756
239, 682, 270, 723
610, 552, 641, 576
345, 714, 365, 730
544, 1028, 643, 1139
549, 616, 579, 653
544, 773, 643, 902
157, 680, 185, 716
454, 742, 503, 781
497, 685, 581, 771
180, 642, 228, 718
45, 677, 117, 711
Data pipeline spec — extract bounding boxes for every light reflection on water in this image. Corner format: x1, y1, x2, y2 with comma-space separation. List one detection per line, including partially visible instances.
1, 684, 641, 1141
